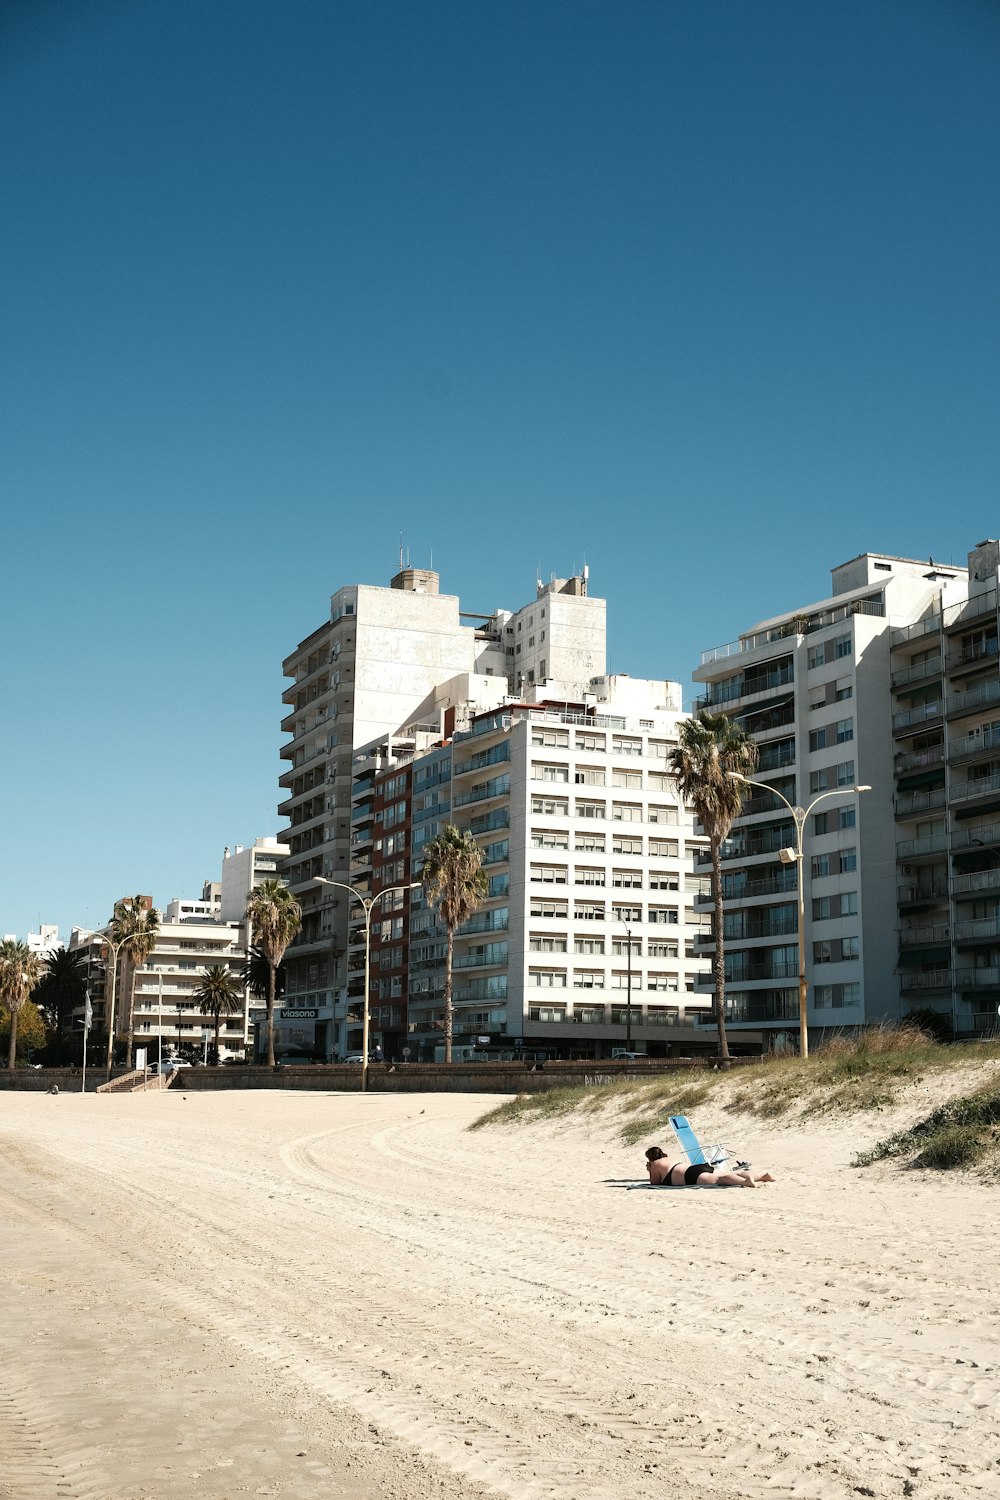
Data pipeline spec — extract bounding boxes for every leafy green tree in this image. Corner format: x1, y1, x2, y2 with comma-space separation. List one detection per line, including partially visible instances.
670, 712, 758, 1061
0, 998, 47, 1060
421, 826, 488, 1064
107, 896, 160, 1071
245, 880, 301, 1066
35, 946, 89, 1039
193, 964, 244, 1063
0, 939, 44, 1070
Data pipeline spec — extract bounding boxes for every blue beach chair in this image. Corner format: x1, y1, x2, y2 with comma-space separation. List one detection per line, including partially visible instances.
668, 1115, 748, 1172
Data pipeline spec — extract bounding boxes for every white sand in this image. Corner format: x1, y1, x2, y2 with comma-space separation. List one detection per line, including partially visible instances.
1, 1083, 997, 1500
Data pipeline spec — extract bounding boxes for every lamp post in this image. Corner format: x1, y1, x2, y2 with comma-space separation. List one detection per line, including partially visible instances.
619, 923, 636, 1052
728, 775, 871, 1059
92, 929, 130, 1081
314, 877, 420, 1091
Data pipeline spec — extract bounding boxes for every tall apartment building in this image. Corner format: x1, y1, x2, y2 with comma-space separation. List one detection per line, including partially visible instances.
890, 539, 1000, 1037
351, 676, 715, 1062
692, 550, 971, 1045
278, 567, 607, 1049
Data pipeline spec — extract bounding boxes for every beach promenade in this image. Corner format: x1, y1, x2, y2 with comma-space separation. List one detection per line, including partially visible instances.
1, 1085, 996, 1499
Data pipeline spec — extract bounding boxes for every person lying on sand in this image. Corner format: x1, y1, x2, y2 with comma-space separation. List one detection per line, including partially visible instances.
645, 1145, 776, 1188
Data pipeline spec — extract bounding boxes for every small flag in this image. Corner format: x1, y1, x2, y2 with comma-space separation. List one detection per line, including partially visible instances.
83, 987, 93, 1032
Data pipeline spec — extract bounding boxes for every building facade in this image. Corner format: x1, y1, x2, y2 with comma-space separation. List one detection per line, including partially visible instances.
278, 567, 608, 1056
691, 549, 986, 1044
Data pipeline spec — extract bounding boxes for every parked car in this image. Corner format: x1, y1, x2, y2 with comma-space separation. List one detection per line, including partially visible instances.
151, 1057, 192, 1073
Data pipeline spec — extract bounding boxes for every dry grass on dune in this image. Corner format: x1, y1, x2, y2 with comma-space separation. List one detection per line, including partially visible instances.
471, 1028, 1000, 1175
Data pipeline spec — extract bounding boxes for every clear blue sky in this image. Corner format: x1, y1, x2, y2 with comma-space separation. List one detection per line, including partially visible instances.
2, 1, 997, 940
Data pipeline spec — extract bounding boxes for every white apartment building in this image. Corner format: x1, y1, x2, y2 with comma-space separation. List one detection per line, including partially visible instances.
220, 836, 289, 921
2, 924, 62, 956
278, 566, 607, 1036
415, 678, 715, 1059
692, 551, 967, 1045
132, 911, 247, 1060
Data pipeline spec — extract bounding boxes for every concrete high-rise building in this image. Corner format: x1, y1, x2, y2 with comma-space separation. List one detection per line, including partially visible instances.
384, 676, 715, 1062
278, 567, 606, 1053
691, 549, 978, 1046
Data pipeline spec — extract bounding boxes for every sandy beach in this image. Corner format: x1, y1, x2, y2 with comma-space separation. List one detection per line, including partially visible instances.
1, 1082, 997, 1500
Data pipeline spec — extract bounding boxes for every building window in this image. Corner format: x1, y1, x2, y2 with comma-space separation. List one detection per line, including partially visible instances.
529, 934, 567, 953
574, 936, 605, 955
574, 868, 606, 887
647, 805, 677, 825
528, 971, 567, 988
576, 800, 606, 819
612, 802, 642, 822
531, 796, 569, 816
575, 766, 606, 785
534, 762, 569, 782
530, 864, 567, 884
612, 769, 642, 788
531, 830, 569, 849
572, 971, 605, 989
530, 897, 567, 918
575, 832, 606, 852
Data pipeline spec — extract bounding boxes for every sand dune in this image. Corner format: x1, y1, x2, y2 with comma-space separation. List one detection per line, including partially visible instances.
0, 1083, 996, 1499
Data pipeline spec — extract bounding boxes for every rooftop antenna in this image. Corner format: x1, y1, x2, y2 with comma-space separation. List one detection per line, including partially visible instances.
399, 532, 404, 572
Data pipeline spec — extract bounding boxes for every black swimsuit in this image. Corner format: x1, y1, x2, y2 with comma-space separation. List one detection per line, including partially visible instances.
661, 1163, 713, 1186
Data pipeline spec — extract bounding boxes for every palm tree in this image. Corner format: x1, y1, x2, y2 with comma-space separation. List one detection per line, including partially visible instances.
35, 947, 89, 1040
421, 826, 489, 1063
670, 712, 759, 1062
0, 939, 44, 1070
244, 879, 301, 1066
108, 896, 160, 1070
193, 964, 243, 1064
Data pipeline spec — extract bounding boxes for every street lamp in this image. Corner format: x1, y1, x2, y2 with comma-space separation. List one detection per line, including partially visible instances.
314, 877, 420, 1091
728, 774, 871, 1059
90, 928, 133, 1081
619, 923, 636, 1053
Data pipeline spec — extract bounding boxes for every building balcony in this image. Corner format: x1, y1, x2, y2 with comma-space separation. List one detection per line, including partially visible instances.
895, 787, 946, 819
948, 728, 1000, 767
952, 867, 1000, 896
890, 613, 942, 649
696, 870, 797, 905
740, 788, 796, 819
947, 678, 1000, 720
955, 968, 1000, 991
694, 665, 794, 714
890, 656, 942, 690
898, 923, 950, 947
892, 702, 943, 736
897, 881, 949, 908
458, 913, 510, 936
453, 775, 511, 808
894, 744, 944, 775
951, 822, 1000, 853
946, 639, 999, 677
896, 834, 948, 860
452, 946, 509, 970
954, 917, 1000, 944
726, 957, 799, 983
950, 769, 1000, 806
943, 586, 997, 634
722, 993, 799, 1024
899, 970, 952, 993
